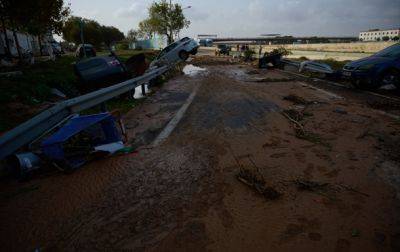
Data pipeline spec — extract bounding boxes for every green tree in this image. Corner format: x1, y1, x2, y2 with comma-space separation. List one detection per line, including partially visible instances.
393, 36, 399, 41
146, 0, 190, 43
62, 16, 124, 49
101, 25, 125, 48
126, 29, 139, 42
138, 19, 156, 39
62, 16, 103, 48
382, 36, 390, 42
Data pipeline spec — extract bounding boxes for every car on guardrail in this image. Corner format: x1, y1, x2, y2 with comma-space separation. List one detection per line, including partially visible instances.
342, 43, 400, 89
149, 37, 199, 68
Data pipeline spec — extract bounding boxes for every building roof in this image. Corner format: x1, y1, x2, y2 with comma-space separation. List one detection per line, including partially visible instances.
360, 28, 400, 32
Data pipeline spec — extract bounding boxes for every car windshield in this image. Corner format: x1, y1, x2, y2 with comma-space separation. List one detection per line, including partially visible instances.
374, 44, 400, 58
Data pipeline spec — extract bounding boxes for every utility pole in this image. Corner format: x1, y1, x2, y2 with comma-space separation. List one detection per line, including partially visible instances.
169, 0, 172, 43
80, 20, 86, 58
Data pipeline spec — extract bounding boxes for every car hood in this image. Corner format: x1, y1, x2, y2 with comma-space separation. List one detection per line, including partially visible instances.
345, 56, 392, 68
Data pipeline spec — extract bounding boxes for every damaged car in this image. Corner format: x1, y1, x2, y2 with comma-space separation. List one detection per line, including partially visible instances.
342, 43, 400, 89
150, 37, 199, 68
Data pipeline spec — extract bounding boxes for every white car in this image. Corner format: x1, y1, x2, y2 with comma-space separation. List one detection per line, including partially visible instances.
150, 37, 199, 68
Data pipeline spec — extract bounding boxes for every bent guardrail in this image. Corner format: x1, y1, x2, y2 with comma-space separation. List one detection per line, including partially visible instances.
0, 65, 169, 160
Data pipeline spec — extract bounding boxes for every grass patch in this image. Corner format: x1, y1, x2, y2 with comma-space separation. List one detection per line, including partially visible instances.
98, 49, 159, 62
80, 98, 146, 115
0, 56, 78, 104
0, 50, 161, 132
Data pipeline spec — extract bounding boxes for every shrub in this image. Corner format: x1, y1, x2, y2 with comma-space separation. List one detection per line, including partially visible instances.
244, 49, 255, 61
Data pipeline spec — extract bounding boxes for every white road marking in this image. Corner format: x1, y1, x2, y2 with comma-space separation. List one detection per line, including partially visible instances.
152, 84, 201, 146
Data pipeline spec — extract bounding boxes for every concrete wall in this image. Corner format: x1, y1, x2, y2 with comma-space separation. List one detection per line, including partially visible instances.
0, 30, 41, 56
261, 41, 396, 53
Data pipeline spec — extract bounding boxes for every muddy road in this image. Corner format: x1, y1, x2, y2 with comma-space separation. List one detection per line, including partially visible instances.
1, 56, 400, 251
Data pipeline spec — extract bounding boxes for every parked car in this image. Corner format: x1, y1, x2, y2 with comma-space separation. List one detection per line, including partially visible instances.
216, 44, 231, 56
150, 37, 199, 68
342, 43, 400, 89
75, 44, 97, 59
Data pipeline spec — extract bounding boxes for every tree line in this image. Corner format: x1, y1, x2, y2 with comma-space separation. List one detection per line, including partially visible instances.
0, 0, 190, 60
62, 16, 125, 49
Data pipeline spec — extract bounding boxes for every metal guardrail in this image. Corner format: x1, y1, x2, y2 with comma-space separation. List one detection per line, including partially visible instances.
0, 65, 169, 160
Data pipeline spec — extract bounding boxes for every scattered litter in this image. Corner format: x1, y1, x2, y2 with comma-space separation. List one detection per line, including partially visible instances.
333, 107, 348, 114
246, 70, 260, 75
237, 167, 281, 200
134, 84, 150, 99
283, 109, 306, 122
247, 77, 294, 83
295, 179, 329, 191
282, 109, 330, 149
182, 64, 207, 76
7, 152, 42, 179
0, 70, 23, 77
51, 88, 67, 98
283, 94, 312, 105
94, 141, 125, 155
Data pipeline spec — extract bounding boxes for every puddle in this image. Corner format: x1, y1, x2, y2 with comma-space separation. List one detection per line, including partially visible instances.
134, 84, 150, 99
183, 64, 207, 77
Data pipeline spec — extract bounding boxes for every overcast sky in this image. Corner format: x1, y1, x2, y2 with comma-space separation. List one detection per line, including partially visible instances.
67, 0, 400, 37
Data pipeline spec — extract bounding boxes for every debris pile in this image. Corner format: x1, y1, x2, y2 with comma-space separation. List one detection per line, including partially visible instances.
283, 94, 313, 105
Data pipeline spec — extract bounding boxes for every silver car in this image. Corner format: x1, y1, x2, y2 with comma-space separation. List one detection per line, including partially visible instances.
150, 37, 199, 68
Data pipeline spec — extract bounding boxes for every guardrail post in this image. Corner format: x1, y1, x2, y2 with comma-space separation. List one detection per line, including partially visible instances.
141, 84, 146, 96
100, 102, 107, 112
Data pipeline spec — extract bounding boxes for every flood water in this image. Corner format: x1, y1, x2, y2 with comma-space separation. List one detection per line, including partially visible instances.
183, 64, 207, 76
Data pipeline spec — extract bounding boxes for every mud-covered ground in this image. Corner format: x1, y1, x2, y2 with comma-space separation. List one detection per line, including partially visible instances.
1, 55, 400, 251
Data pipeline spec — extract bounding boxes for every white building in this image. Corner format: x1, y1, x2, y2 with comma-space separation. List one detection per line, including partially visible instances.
359, 28, 400, 41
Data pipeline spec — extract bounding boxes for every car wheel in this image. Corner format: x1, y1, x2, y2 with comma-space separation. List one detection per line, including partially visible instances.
380, 69, 400, 89
179, 51, 189, 61
191, 48, 198, 55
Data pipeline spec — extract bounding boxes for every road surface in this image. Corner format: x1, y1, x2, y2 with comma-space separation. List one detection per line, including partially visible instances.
1, 55, 399, 251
